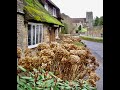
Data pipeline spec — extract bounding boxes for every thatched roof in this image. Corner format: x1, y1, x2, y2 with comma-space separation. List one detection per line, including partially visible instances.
23, 0, 64, 26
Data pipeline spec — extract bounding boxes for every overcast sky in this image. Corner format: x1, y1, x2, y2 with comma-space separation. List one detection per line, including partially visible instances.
51, 0, 103, 18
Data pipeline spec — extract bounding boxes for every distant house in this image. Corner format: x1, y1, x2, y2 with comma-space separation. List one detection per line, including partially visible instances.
17, 0, 64, 51
71, 18, 86, 26
71, 18, 87, 31
71, 12, 94, 32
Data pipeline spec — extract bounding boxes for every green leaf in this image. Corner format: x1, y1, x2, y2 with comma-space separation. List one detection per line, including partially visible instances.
81, 88, 88, 90
64, 83, 70, 87
65, 80, 69, 84
41, 69, 45, 73
57, 82, 64, 86
18, 80, 25, 86
36, 80, 42, 85
48, 72, 54, 75
40, 74, 45, 80
65, 86, 72, 90
21, 76, 32, 80
58, 86, 64, 89
17, 84, 23, 90
45, 79, 54, 87
53, 86, 60, 90
35, 87, 43, 90
38, 74, 44, 80
29, 78, 35, 82
29, 72, 35, 77
18, 66, 26, 72
43, 88, 50, 90
26, 83, 33, 90
17, 86, 23, 90
51, 82, 55, 87
20, 79, 27, 83
17, 76, 19, 83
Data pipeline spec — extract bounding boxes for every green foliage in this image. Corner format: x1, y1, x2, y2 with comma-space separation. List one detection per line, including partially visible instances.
76, 27, 87, 33
94, 16, 99, 26
99, 16, 103, 25
93, 16, 103, 26
76, 30, 79, 33
80, 36, 103, 43
24, 0, 64, 26
61, 23, 68, 34
78, 25, 82, 31
17, 66, 96, 90
73, 42, 85, 47
80, 28, 87, 32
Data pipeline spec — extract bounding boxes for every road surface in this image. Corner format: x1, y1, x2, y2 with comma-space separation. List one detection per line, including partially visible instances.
82, 40, 103, 90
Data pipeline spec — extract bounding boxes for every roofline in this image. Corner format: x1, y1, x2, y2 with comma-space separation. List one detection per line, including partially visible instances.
17, 11, 25, 15
71, 18, 86, 19
47, 0, 59, 10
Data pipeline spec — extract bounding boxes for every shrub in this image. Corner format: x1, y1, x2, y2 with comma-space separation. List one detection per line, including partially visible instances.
17, 65, 97, 90
61, 23, 68, 34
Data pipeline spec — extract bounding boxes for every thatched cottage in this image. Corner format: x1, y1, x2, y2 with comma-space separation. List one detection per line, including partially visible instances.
17, 0, 64, 51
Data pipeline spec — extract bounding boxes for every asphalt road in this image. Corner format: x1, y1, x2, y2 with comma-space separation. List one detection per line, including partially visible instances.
82, 40, 103, 90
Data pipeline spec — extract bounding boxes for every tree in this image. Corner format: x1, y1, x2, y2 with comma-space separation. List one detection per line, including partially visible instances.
78, 25, 82, 31
61, 23, 68, 34
94, 16, 99, 26
99, 16, 103, 25
93, 16, 103, 26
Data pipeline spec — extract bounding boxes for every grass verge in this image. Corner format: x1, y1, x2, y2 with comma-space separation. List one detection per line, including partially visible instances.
73, 42, 86, 47
80, 36, 103, 43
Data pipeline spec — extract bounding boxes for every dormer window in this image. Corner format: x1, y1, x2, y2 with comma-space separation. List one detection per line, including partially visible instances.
44, 3, 48, 11
53, 7, 56, 17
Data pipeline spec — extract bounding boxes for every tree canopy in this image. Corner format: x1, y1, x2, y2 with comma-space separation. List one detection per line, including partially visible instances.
93, 16, 103, 26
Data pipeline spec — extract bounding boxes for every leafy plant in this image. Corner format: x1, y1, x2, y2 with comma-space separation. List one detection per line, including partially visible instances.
93, 16, 103, 26
17, 65, 97, 90
78, 25, 82, 31
61, 23, 68, 34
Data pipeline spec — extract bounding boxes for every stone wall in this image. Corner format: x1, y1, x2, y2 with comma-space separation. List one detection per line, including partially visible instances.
43, 25, 50, 43
17, 0, 24, 14
55, 28, 59, 39
84, 26, 103, 37
17, 14, 28, 51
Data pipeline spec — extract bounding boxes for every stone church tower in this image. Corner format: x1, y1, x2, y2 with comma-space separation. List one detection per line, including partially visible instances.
86, 12, 93, 28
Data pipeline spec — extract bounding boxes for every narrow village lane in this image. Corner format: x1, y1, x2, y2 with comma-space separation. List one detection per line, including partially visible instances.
82, 40, 103, 90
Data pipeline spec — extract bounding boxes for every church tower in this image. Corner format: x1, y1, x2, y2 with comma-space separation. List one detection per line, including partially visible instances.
86, 12, 93, 28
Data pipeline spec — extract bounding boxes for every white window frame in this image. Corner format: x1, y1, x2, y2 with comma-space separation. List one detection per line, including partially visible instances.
28, 22, 43, 49
52, 7, 56, 17
44, 3, 48, 11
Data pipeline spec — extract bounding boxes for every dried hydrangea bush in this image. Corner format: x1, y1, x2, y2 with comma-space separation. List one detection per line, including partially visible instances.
17, 36, 100, 87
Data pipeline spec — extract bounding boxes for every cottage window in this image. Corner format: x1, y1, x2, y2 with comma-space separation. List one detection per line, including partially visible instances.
28, 23, 43, 48
53, 7, 56, 17
44, 3, 48, 11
